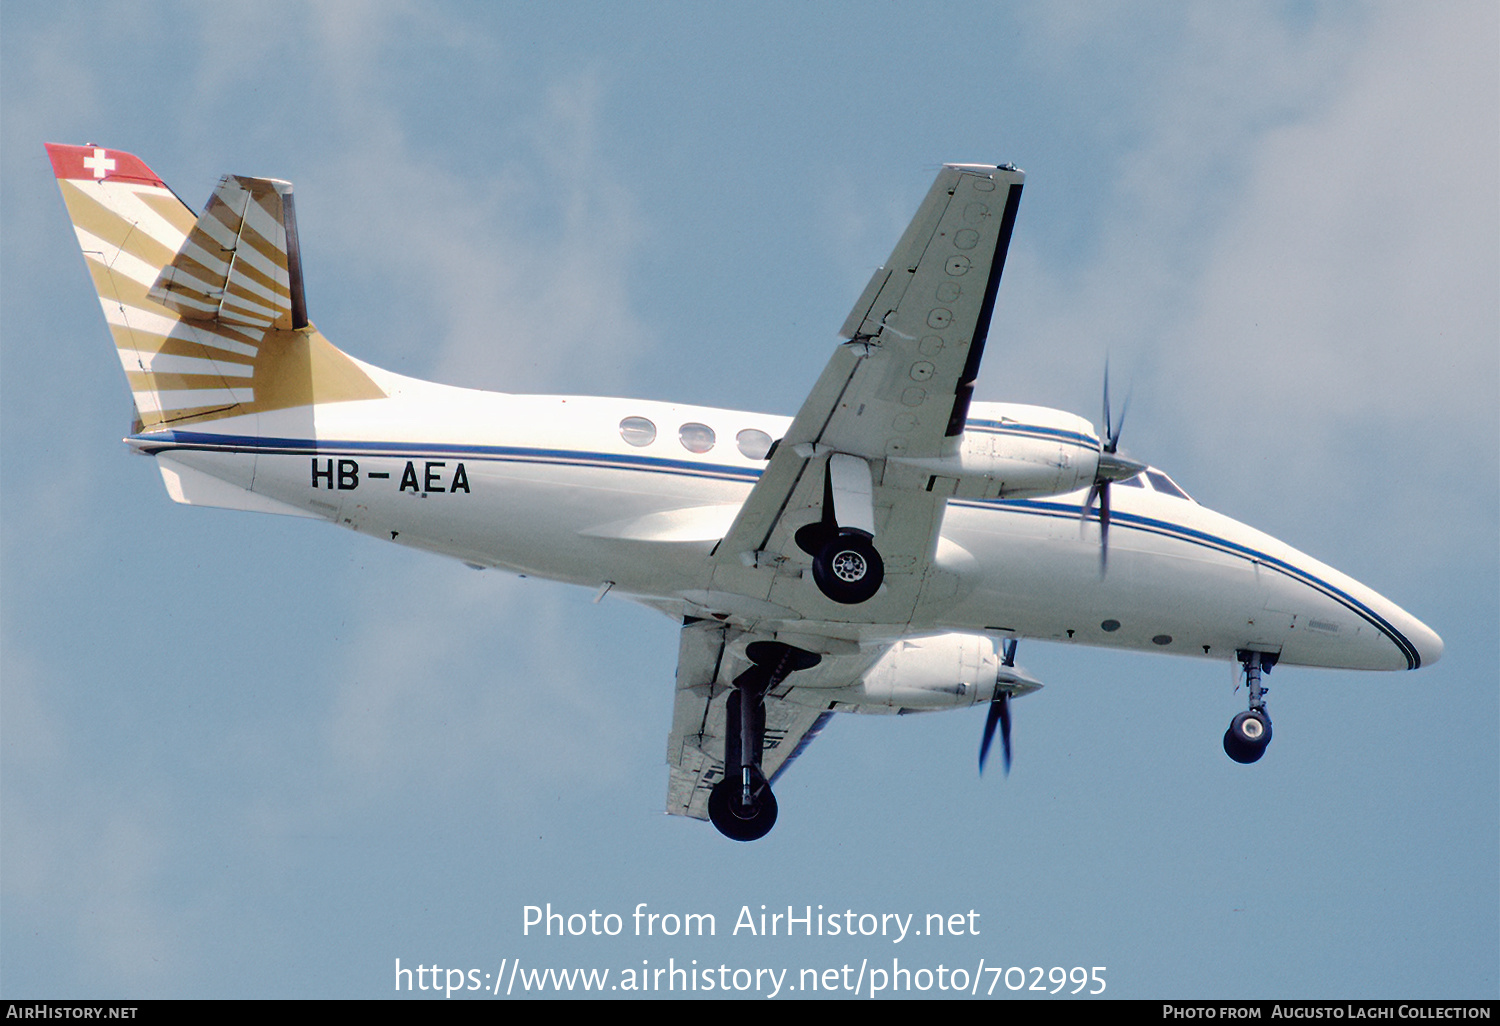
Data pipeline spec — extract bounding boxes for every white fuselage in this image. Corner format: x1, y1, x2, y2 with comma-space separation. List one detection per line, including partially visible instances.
136, 359, 1441, 677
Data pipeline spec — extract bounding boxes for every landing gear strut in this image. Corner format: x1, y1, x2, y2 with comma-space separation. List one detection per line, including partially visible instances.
1224, 649, 1275, 764
708, 641, 818, 841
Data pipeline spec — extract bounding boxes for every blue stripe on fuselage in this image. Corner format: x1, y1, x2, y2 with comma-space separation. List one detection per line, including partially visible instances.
133, 430, 763, 482
964, 419, 1098, 451
952, 496, 1419, 669
133, 430, 1416, 667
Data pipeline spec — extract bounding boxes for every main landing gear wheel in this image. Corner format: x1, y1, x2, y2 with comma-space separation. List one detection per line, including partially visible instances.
1223, 710, 1272, 764
708, 644, 815, 842
708, 775, 778, 842
812, 531, 884, 605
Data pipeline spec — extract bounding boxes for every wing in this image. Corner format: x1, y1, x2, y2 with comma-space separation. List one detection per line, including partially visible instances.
709, 164, 1024, 619
665, 619, 835, 820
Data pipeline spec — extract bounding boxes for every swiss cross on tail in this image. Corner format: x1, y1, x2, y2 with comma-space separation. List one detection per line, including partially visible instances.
82, 148, 114, 178
45, 143, 165, 186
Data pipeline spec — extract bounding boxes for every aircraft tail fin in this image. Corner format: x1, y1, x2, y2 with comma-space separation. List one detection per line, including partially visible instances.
48, 143, 382, 433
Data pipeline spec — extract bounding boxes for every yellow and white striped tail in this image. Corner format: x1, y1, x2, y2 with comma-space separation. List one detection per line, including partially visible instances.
48, 143, 382, 432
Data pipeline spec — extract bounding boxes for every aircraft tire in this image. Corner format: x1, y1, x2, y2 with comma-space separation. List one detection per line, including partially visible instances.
1223, 710, 1272, 764
708, 777, 778, 842
812, 531, 884, 605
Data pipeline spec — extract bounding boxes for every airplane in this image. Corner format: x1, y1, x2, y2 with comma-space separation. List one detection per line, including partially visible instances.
47, 143, 1443, 841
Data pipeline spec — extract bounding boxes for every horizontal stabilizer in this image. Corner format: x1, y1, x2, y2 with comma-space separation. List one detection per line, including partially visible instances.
148, 175, 308, 330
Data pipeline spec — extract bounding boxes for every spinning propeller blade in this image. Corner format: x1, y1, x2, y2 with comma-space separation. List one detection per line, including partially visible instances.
1080, 363, 1142, 576
979, 639, 1018, 775
1099, 477, 1111, 575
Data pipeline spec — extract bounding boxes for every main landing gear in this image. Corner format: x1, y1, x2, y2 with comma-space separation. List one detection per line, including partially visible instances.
708, 641, 819, 841
1224, 649, 1276, 764
795, 454, 885, 605
811, 530, 883, 604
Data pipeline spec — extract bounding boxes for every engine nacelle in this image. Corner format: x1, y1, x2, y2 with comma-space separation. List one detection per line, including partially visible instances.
817, 632, 1044, 713
888, 402, 1101, 501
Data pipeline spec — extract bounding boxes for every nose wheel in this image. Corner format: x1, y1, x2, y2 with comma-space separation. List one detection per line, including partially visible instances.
1224, 649, 1275, 764
1223, 709, 1272, 763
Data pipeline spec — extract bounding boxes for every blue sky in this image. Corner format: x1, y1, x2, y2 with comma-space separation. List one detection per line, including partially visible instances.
3, 1, 1495, 999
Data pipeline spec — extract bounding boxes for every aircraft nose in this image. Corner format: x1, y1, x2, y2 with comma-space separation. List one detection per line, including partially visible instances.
1410, 618, 1444, 669
1383, 602, 1444, 670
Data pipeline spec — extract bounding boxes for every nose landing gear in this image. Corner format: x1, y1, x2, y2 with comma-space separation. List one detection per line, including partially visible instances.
1224, 649, 1275, 764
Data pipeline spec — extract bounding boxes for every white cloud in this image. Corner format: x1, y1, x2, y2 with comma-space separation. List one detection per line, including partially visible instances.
319, 562, 645, 807
990, 3, 1496, 571
275, 7, 655, 395
978, 6, 1368, 408
1156, 3, 1497, 557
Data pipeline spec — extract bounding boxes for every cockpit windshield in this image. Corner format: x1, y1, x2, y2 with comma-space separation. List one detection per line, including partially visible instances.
1144, 469, 1192, 501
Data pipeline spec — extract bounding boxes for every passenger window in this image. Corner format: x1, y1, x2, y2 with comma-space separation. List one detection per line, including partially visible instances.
736, 428, 773, 460
619, 416, 656, 447
679, 422, 715, 454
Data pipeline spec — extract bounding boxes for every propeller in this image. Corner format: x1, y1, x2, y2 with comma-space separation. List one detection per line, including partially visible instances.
1081, 362, 1144, 575
979, 638, 1019, 775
